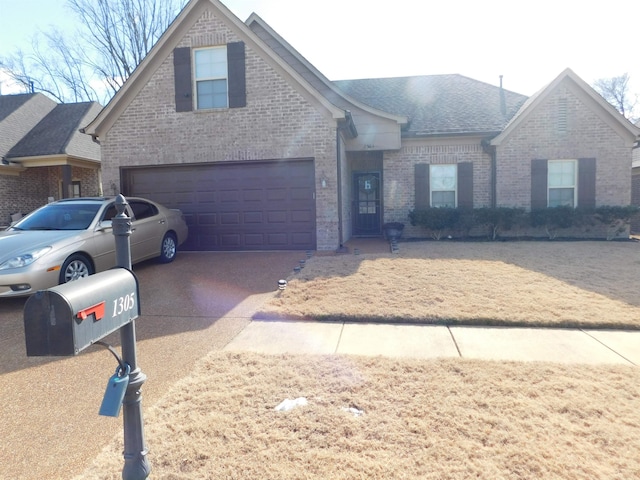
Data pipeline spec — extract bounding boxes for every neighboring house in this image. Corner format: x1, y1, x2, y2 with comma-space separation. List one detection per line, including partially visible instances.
0, 93, 102, 225
631, 123, 640, 233
82, 0, 640, 251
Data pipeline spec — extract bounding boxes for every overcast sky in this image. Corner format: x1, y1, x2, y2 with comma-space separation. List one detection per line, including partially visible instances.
1, 0, 639, 97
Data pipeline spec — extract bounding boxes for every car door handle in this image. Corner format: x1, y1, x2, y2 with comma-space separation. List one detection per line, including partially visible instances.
159, 219, 166, 224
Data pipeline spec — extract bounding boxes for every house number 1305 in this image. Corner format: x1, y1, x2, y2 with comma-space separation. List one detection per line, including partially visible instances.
113, 292, 136, 317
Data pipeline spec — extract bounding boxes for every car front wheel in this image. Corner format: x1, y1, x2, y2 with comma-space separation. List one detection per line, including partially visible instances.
60, 254, 93, 284
159, 233, 177, 263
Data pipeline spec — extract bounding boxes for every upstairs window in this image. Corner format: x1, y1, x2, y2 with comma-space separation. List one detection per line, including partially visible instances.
194, 46, 228, 109
430, 164, 457, 207
548, 160, 576, 207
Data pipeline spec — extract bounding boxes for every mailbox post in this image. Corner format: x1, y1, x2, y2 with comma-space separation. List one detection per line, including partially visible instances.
113, 194, 151, 480
23, 194, 150, 480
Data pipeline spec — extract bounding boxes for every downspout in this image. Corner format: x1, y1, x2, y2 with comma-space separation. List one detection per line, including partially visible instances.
336, 127, 346, 251
482, 138, 497, 208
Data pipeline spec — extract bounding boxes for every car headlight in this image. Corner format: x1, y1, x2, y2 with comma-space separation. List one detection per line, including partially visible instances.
0, 247, 53, 270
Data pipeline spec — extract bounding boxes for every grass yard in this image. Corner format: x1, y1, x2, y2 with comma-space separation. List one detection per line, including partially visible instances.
260, 241, 640, 329
75, 241, 640, 479
77, 353, 640, 480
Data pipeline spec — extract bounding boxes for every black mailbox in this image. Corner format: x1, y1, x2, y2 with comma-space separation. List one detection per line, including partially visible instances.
24, 268, 140, 356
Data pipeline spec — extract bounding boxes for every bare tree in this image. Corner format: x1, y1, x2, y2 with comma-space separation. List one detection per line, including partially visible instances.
0, 0, 186, 103
593, 73, 639, 123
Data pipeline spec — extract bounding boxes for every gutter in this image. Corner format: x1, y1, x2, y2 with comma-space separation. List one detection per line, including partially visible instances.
481, 138, 497, 208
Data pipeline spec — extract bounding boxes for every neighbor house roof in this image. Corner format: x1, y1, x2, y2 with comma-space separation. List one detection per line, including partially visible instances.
333, 75, 528, 137
0, 93, 102, 172
0, 93, 38, 122
6, 102, 102, 160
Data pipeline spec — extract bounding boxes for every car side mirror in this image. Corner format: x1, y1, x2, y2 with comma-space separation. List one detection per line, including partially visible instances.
97, 220, 113, 231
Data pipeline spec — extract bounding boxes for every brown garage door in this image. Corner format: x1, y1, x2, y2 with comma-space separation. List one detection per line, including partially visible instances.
122, 159, 316, 251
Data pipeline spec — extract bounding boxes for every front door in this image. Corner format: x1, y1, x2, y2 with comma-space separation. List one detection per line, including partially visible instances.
353, 172, 381, 236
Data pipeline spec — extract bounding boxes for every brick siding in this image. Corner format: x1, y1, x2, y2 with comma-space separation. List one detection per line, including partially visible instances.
381, 138, 491, 238
496, 86, 631, 209
0, 166, 100, 225
100, 8, 339, 250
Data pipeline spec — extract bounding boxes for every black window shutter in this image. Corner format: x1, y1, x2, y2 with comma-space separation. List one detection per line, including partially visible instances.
457, 162, 473, 208
415, 164, 430, 209
227, 41, 246, 108
577, 158, 596, 208
173, 47, 192, 112
531, 159, 548, 209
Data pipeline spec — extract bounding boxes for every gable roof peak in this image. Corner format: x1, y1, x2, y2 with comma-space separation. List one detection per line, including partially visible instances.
491, 67, 640, 146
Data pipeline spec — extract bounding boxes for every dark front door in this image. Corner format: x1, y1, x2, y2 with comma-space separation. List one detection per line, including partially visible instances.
353, 172, 381, 236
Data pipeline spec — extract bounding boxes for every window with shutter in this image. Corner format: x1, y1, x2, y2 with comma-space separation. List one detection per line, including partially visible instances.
430, 165, 457, 207
194, 46, 229, 109
414, 163, 473, 209
531, 158, 596, 208
548, 160, 577, 207
173, 42, 246, 112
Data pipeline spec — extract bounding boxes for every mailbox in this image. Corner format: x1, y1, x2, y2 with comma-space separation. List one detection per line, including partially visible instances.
24, 268, 140, 356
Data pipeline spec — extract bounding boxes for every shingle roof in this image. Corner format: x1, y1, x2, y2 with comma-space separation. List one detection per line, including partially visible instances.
6, 102, 100, 158
333, 75, 529, 136
0, 93, 36, 122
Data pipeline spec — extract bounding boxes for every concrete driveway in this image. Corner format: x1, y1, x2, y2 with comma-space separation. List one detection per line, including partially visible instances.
0, 251, 304, 480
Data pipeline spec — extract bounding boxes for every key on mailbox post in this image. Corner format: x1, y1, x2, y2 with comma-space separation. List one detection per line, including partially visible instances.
23, 267, 140, 356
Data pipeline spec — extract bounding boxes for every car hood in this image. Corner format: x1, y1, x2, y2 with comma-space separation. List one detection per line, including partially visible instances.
0, 230, 84, 261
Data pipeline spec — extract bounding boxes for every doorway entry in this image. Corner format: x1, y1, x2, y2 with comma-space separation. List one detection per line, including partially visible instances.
352, 172, 381, 236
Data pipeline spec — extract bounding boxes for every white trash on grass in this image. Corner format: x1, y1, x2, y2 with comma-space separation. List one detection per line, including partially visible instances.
342, 406, 365, 417
275, 397, 308, 412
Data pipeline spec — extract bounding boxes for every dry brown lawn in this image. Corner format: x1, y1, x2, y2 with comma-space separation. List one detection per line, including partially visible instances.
78, 353, 640, 479
261, 241, 640, 329
75, 241, 640, 479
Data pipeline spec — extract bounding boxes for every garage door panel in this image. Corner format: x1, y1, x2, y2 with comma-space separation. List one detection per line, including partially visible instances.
267, 211, 287, 223
266, 233, 288, 246
291, 210, 312, 222
221, 212, 241, 225
123, 160, 315, 251
220, 234, 241, 248
244, 212, 264, 223
198, 213, 217, 225
243, 189, 263, 202
292, 232, 313, 246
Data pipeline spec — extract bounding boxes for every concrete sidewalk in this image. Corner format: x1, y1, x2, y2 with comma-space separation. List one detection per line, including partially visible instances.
224, 321, 640, 365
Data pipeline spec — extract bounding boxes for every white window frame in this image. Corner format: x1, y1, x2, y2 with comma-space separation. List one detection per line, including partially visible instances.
430, 164, 457, 208
193, 46, 228, 110
548, 159, 577, 207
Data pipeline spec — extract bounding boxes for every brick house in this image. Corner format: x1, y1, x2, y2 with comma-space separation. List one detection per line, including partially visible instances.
0, 93, 102, 226
82, 0, 640, 251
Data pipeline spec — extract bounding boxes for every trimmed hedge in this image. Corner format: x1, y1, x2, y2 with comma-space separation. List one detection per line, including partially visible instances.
408, 206, 639, 240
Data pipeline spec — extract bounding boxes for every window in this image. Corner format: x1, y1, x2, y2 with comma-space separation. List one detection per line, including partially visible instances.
174, 43, 245, 112
129, 200, 159, 220
194, 46, 228, 109
430, 165, 457, 207
548, 160, 576, 207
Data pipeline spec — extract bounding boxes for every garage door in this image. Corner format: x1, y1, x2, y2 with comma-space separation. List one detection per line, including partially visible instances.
122, 159, 316, 251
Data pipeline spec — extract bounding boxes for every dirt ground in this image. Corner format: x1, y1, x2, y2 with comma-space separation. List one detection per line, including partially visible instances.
73, 241, 640, 479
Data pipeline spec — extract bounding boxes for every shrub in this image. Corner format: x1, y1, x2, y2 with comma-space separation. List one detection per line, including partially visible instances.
473, 207, 524, 240
409, 208, 459, 240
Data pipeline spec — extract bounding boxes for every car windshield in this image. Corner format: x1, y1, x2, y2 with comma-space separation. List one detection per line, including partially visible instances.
13, 203, 102, 231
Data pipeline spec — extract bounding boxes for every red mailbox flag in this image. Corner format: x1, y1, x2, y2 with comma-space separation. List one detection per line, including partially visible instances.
77, 301, 106, 321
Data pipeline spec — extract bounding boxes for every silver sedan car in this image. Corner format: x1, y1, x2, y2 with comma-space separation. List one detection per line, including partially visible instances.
0, 197, 188, 297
